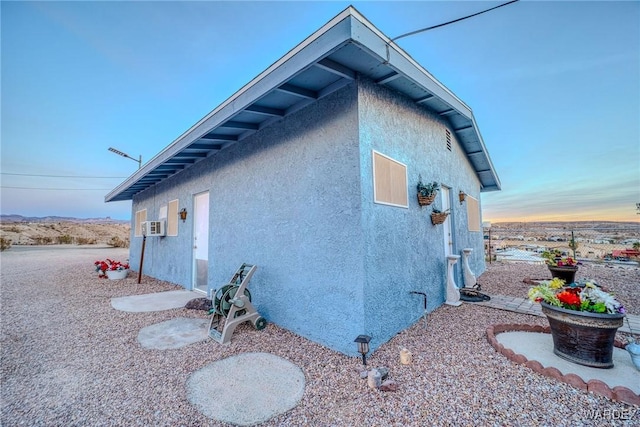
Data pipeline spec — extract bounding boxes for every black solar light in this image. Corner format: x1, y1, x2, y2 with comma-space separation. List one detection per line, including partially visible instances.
354, 335, 371, 366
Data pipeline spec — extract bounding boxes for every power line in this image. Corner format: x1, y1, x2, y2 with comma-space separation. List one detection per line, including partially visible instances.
385, 0, 520, 63
391, 0, 520, 42
1, 172, 126, 179
1, 186, 112, 191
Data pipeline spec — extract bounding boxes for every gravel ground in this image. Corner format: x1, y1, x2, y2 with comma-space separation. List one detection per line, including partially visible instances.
1, 246, 639, 426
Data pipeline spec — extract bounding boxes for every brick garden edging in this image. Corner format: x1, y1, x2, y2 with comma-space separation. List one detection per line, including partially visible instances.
486, 324, 640, 407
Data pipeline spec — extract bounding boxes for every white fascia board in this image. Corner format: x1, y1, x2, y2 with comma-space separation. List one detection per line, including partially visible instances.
470, 115, 502, 191
106, 6, 500, 201
106, 8, 357, 202
348, 9, 472, 117
347, 10, 500, 191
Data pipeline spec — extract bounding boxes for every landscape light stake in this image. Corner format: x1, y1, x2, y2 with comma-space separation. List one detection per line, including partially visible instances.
354, 335, 371, 366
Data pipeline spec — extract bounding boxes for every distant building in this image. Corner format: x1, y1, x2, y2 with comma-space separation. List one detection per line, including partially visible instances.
495, 249, 545, 265
613, 249, 640, 259
622, 239, 640, 245
594, 239, 612, 244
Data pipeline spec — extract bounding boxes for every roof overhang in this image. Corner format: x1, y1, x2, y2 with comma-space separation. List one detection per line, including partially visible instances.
106, 6, 500, 203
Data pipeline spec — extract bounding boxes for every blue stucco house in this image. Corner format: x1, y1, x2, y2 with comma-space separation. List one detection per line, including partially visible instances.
106, 6, 500, 356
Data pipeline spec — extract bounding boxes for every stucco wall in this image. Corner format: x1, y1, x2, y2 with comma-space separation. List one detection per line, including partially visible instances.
132, 83, 367, 354
129, 179, 196, 289
357, 77, 486, 348
129, 77, 488, 356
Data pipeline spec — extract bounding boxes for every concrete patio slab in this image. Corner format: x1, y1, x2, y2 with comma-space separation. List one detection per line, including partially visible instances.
111, 290, 201, 312
496, 331, 640, 394
186, 352, 305, 426
138, 318, 209, 349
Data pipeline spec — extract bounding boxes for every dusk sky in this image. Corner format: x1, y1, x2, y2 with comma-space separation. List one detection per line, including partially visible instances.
2, 1, 639, 222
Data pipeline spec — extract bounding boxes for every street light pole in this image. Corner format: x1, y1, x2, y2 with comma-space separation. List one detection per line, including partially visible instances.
108, 147, 142, 169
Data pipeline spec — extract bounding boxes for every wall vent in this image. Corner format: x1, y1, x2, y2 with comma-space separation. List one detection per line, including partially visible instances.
446, 129, 452, 151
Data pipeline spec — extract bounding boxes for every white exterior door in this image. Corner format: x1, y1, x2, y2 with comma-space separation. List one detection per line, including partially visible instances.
193, 192, 209, 294
441, 186, 453, 257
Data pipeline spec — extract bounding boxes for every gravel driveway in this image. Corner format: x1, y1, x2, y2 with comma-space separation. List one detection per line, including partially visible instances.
1, 246, 638, 426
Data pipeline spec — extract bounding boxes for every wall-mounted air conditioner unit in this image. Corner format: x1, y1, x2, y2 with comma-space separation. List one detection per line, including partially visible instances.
141, 220, 165, 237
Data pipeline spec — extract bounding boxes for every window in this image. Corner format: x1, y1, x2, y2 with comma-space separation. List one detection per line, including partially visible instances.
134, 209, 147, 237
467, 196, 481, 232
167, 199, 179, 236
372, 150, 408, 208
159, 205, 168, 222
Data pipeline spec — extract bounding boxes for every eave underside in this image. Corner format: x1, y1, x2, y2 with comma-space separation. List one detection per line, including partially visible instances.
106, 8, 500, 203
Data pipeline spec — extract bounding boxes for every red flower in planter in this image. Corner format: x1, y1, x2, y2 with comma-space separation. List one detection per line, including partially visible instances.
543, 250, 580, 267
95, 259, 129, 278
557, 290, 581, 307
528, 280, 625, 314
557, 257, 578, 267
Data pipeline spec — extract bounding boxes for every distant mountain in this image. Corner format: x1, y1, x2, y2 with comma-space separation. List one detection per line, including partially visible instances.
0, 214, 129, 224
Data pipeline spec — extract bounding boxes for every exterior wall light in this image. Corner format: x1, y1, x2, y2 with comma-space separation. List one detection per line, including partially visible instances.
459, 191, 466, 204
354, 334, 372, 365
179, 208, 188, 222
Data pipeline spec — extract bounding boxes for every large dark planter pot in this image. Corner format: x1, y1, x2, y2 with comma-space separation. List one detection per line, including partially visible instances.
541, 302, 624, 368
548, 265, 578, 283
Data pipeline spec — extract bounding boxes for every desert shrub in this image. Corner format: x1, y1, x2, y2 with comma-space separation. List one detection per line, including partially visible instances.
56, 234, 73, 244
75, 237, 97, 245
32, 236, 53, 245
108, 236, 129, 248
0, 237, 11, 251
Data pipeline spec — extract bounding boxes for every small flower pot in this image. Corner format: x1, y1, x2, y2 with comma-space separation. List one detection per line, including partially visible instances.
106, 269, 129, 280
548, 265, 578, 283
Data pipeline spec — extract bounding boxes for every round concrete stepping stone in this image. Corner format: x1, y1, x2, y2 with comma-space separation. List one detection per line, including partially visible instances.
112, 290, 199, 312
186, 352, 305, 426
137, 318, 209, 349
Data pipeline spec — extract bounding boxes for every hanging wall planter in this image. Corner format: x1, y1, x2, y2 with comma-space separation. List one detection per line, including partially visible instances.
431, 209, 449, 225
416, 176, 439, 207
418, 193, 437, 206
